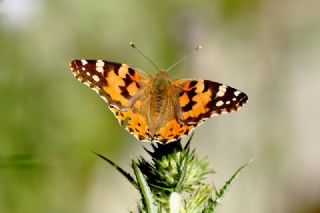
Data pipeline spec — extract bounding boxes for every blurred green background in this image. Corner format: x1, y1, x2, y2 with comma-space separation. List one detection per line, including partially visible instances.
1, 0, 320, 212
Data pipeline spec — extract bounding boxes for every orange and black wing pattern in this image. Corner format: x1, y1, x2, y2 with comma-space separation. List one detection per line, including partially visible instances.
174, 79, 248, 124
70, 59, 150, 109
149, 79, 248, 143
70, 59, 152, 141
70, 60, 248, 144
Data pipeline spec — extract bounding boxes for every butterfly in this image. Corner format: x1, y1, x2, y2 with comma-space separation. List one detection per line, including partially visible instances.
69, 59, 248, 143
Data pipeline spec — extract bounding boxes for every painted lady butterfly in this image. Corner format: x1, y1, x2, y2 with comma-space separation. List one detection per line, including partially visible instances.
70, 59, 248, 143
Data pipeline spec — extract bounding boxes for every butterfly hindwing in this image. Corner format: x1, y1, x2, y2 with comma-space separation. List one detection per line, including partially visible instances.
109, 106, 152, 142
152, 119, 196, 143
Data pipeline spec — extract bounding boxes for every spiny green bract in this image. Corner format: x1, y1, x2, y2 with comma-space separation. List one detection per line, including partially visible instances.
96, 135, 251, 213
137, 137, 214, 209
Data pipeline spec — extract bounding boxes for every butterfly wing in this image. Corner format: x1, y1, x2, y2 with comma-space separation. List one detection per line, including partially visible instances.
70, 59, 151, 109
174, 79, 248, 124
70, 59, 152, 141
151, 79, 248, 143
108, 105, 153, 142
151, 119, 197, 143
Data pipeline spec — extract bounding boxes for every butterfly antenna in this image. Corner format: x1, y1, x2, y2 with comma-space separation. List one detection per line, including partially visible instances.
166, 45, 202, 72
130, 42, 161, 71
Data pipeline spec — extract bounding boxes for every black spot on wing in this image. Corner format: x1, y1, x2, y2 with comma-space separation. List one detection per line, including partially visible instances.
109, 62, 122, 75
124, 74, 134, 85
128, 67, 135, 76
134, 128, 140, 133
162, 138, 168, 143
174, 135, 180, 140
206, 81, 247, 114
138, 135, 145, 140
203, 83, 209, 92
181, 87, 197, 111
119, 74, 135, 99
204, 80, 219, 94
189, 80, 197, 88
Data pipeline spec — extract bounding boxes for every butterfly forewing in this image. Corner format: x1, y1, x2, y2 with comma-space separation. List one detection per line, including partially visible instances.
173, 79, 248, 124
70, 59, 149, 109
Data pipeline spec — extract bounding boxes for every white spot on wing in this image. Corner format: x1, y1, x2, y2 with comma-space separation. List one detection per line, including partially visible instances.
101, 96, 108, 103
83, 81, 91, 87
92, 87, 100, 94
217, 85, 227, 97
81, 59, 88, 65
217, 91, 225, 97
234, 91, 241, 97
96, 60, 104, 65
216, 100, 224, 107
109, 103, 120, 110
96, 60, 105, 73
92, 75, 100, 82
86, 72, 91, 76
96, 67, 104, 73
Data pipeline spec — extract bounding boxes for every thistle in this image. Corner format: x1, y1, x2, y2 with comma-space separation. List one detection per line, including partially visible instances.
96, 135, 251, 213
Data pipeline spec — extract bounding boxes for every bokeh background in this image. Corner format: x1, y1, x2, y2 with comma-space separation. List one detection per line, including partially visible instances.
1, 0, 320, 212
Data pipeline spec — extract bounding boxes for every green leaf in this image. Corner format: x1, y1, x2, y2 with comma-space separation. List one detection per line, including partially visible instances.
93, 151, 138, 188
202, 198, 214, 213
212, 158, 254, 211
0, 154, 42, 169
132, 160, 158, 213
184, 185, 213, 213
